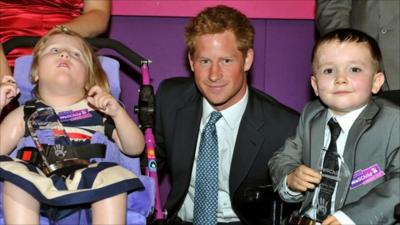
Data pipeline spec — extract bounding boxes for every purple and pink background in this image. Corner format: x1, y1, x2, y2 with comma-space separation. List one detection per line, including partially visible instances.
107, 0, 316, 206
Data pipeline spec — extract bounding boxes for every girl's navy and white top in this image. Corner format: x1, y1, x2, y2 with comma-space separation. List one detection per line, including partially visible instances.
0, 99, 143, 220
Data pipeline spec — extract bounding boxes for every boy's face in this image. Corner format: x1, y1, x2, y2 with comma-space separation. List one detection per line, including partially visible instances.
189, 30, 253, 111
311, 41, 384, 115
35, 34, 89, 96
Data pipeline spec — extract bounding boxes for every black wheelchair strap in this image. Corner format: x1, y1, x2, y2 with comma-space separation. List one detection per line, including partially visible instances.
17, 144, 106, 165
44, 143, 106, 160
23, 99, 39, 137
104, 117, 115, 140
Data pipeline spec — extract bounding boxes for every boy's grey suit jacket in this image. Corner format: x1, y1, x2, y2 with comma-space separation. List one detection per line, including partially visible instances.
269, 98, 400, 225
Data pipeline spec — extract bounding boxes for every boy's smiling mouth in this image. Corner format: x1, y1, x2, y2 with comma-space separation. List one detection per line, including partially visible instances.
333, 89, 353, 95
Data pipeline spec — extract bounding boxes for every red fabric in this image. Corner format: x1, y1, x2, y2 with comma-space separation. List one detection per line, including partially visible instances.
0, 0, 84, 67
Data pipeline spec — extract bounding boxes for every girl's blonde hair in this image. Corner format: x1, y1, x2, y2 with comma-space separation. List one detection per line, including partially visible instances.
30, 26, 110, 98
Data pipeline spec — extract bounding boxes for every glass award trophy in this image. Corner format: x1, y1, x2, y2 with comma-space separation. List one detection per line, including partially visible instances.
27, 107, 63, 175
27, 106, 87, 176
286, 150, 351, 225
311, 149, 352, 222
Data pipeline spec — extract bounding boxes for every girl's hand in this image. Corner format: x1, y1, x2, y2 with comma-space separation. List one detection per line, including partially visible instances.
0, 76, 19, 111
86, 86, 122, 118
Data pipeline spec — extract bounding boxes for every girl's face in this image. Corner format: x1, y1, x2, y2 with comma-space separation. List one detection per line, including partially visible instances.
35, 34, 89, 96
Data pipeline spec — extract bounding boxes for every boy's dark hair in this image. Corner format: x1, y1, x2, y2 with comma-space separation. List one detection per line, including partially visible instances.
184, 5, 254, 58
312, 28, 383, 73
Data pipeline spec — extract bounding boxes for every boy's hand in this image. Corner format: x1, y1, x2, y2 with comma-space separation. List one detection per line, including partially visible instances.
86, 86, 122, 118
0, 75, 19, 111
287, 165, 322, 192
322, 215, 341, 225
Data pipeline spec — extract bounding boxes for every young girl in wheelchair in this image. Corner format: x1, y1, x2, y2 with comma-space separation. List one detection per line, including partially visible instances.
0, 26, 145, 224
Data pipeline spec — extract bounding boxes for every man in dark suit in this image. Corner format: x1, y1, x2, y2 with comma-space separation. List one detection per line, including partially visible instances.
154, 5, 299, 225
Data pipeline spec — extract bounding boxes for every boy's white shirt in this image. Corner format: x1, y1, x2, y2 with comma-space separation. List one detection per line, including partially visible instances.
279, 105, 368, 225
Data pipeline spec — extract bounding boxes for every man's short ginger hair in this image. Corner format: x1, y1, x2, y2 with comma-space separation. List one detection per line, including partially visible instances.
184, 5, 254, 57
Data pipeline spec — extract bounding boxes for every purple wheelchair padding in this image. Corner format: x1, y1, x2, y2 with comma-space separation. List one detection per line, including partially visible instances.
13, 55, 121, 104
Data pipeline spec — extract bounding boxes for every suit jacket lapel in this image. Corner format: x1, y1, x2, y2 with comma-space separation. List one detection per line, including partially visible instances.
335, 101, 379, 209
301, 108, 327, 210
172, 88, 202, 185
230, 117, 264, 193
229, 90, 265, 194
309, 110, 328, 170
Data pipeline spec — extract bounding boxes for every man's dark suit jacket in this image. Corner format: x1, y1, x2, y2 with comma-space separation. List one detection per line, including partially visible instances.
155, 77, 299, 224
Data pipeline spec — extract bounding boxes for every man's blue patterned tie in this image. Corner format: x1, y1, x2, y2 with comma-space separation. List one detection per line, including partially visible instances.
193, 111, 222, 225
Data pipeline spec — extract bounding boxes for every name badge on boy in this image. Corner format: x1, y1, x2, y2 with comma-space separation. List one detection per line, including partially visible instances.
350, 163, 385, 190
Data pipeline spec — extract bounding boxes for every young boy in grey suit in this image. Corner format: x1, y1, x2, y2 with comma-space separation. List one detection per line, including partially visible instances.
268, 29, 400, 225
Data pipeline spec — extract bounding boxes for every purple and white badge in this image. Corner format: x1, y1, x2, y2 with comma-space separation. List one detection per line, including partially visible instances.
350, 163, 385, 190
58, 109, 92, 122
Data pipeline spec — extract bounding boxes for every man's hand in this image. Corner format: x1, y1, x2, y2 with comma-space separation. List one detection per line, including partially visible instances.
287, 165, 322, 192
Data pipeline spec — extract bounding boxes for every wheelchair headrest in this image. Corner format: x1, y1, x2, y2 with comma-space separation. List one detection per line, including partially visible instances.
14, 55, 121, 104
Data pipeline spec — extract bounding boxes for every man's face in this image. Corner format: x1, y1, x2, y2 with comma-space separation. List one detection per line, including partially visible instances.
189, 31, 253, 111
311, 41, 384, 115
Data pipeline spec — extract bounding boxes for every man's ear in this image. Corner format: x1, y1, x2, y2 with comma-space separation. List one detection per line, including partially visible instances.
188, 53, 194, 72
371, 72, 385, 94
310, 75, 319, 96
244, 49, 254, 72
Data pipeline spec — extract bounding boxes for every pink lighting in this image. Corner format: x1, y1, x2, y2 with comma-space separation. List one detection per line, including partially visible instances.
112, 1, 315, 20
